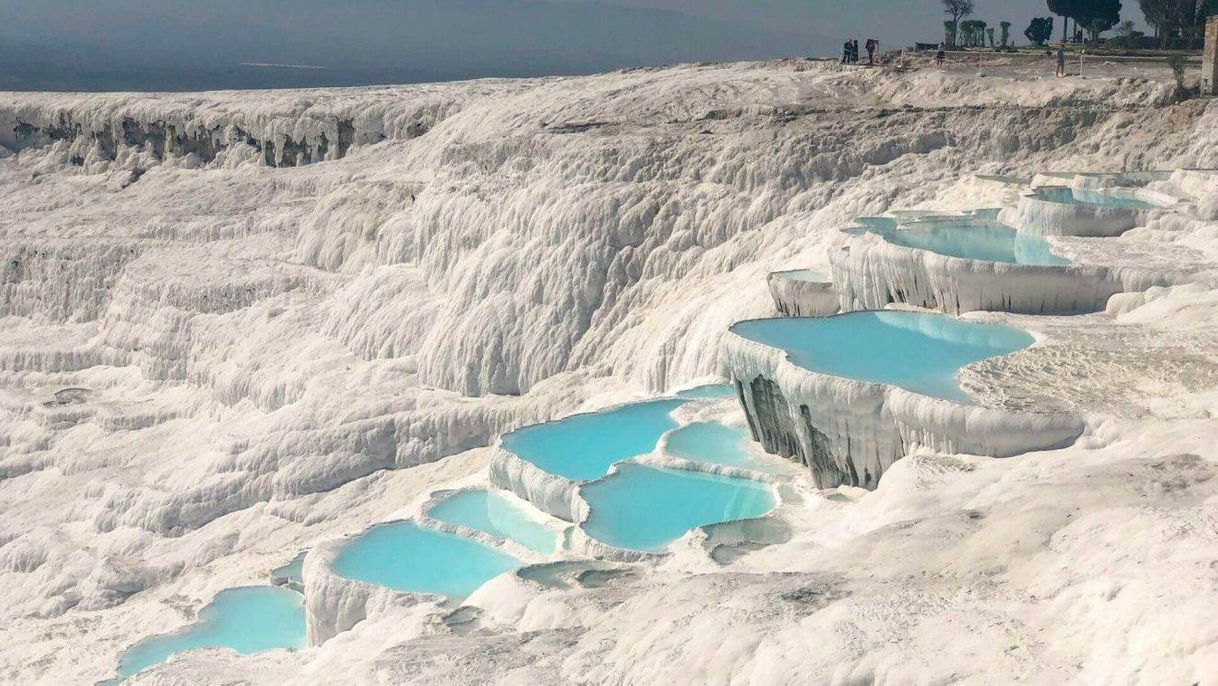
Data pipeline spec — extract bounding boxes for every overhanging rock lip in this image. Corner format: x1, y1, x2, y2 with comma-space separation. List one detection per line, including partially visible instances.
301, 535, 440, 646
722, 315, 1067, 414
721, 323, 1086, 488
723, 322, 992, 409
489, 445, 590, 523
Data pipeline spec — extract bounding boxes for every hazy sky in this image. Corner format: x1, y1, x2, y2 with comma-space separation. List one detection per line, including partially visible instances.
0, 1, 1149, 91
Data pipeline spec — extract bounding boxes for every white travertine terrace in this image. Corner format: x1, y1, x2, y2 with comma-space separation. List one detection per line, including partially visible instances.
765, 269, 839, 316
4, 59, 1218, 684
1000, 186, 1175, 237
828, 217, 1179, 315
720, 323, 1084, 489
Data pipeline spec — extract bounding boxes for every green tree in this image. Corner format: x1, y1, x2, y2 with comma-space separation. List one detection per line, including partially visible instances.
960, 19, 989, 46
1076, 0, 1122, 41
1137, 0, 1218, 42
1047, 0, 1078, 40
959, 19, 975, 45
1025, 16, 1056, 45
1138, 0, 1168, 40
1000, 20, 1013, 46
1167, 53, 1194, 100
1186, 0, 1218, 37
943, 0, 976, 46
1110, 19, 1143, 47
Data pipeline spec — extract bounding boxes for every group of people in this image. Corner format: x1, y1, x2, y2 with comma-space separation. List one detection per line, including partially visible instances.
841, 38, 880, 65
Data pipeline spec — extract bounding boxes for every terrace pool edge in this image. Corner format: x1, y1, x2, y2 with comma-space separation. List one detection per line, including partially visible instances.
828, 225, 1168, 315
721, 316, 1085, 489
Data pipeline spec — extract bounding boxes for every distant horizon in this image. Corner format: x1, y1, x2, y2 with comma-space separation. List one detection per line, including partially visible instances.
0, 0, 1150, 92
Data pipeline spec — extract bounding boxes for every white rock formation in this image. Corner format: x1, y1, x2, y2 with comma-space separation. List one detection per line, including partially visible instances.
999, 186, 1174, 237
829, 217, 1181, 315
766, 269, 840, 316
720, 323, 1085, 488
2, 58, 1218, 684
301, 538, 416, 645
488, 445, 590, 523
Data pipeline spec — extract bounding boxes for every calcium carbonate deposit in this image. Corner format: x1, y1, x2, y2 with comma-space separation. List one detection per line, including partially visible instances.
3, 57, 1218, 684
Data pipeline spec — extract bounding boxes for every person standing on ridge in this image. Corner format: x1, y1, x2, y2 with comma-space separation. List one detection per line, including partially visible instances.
842, 39, 852, 64
865, 38, 878, 65
936, 42, 946, 65
1056, 43, 1066, 77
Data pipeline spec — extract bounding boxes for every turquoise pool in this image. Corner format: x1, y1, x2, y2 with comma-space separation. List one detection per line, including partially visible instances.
581, 463, 777, 552
665, 422, 789, 474
501, 398, 686, 481
429, 490, 557, 554
877, 223, 1069, 266
117, 586, 305, 678
730, 311, 1034, 402
1037, 186, 1158, 210
332, 521, 519, 599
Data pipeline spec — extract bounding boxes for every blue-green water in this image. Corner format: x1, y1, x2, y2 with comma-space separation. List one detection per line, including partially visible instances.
501, 399, 686, 481
429, 490, 557, 554
116, 586, 306, 678
855, 216, 900, 230
581, 463, 777, 552
879, 223, 1069, 266
1037, 186, 1157, 209
332, 521, 519, 599
675, 384, 736, 400
730, 311, 1034, 402
665, 422, 789, 474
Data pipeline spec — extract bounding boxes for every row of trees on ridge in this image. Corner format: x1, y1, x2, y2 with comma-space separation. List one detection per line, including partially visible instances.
1137, 0, 1218, 41
943, 0, 1218, 48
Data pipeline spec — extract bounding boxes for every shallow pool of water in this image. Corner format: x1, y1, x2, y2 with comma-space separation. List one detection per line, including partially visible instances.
1037, 186, 1157, 209
665, 422, 789, 474
877, 222, 1069, 266
429, 490, 557, 554
332, 521, 519, 599
501, 398, 686, 481
117, 586, 305, 678
730, 311, 1034, 402
581, 463, 777, 552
